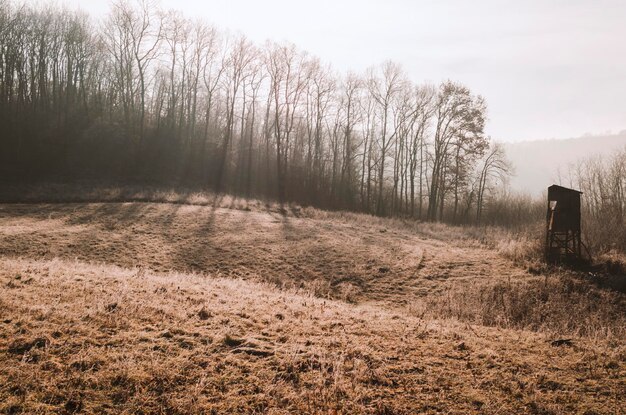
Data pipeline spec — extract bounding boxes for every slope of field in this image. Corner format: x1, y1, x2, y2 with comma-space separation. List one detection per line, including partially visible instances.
1, 258, 624, 415
0, 202, 530, 305
0, 201, 624, 414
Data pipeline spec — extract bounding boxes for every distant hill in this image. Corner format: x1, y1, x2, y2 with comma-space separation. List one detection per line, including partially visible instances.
502, 131, 626, 196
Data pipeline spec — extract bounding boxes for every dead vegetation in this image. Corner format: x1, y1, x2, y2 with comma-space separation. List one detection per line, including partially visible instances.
0, 201, 526, 306
0, 183, 272, 211
423, 275, 626, 339
0, 199, 625, 414
1, 258, 624, 414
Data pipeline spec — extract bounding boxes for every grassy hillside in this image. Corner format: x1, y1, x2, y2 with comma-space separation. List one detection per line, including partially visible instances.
2, 257, 624, 414
0, 201, 530, 305
0, 199, 624, 414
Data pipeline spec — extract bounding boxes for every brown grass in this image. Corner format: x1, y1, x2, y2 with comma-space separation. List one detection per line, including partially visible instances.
0, 202, 527, 306
0, 198, 625, 414
423, 275, 626, 340
1, 257, 624, 414
0, 183, 274, 212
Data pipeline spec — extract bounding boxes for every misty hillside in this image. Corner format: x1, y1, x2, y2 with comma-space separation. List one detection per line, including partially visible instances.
503, 131, 626, 195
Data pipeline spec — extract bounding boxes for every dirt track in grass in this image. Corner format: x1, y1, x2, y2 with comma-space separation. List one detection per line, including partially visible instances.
0, 202, 530, 306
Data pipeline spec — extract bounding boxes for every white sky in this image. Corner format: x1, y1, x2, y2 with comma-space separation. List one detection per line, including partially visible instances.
64, 0, 626, 142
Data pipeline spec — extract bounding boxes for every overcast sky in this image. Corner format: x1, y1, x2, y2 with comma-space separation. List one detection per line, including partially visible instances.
64, 0, 626, 142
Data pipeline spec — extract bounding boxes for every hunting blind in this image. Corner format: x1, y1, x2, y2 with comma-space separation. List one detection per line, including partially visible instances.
545, 184, 584, 264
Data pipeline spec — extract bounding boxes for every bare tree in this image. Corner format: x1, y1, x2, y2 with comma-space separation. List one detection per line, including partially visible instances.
339, 73, 362, 209
215, 34, 255, 192
1, 0, 513, 227
427, 81, 487, 221
367, 61, 403, 216
476, 142, 511, 224
104, 0, 161, 151
266, 42, 308, 203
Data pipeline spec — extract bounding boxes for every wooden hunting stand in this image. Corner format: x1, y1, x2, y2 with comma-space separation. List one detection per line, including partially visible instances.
545, 184, 583, 264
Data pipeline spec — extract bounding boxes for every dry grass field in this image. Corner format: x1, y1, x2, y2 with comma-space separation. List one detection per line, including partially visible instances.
1, 195, 625, 414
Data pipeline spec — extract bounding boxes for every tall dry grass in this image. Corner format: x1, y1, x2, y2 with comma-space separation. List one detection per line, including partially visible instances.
0, 182, 266, 209
1, 257, 624, 414
421, 274, 626, 341
2, 183, 624, 345
3, 181, 624, 267
299, 206, 626, 341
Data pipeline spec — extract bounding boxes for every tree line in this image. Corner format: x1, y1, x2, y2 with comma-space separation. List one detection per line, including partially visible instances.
562, 147, 626, 254
0, 0, 511, 223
